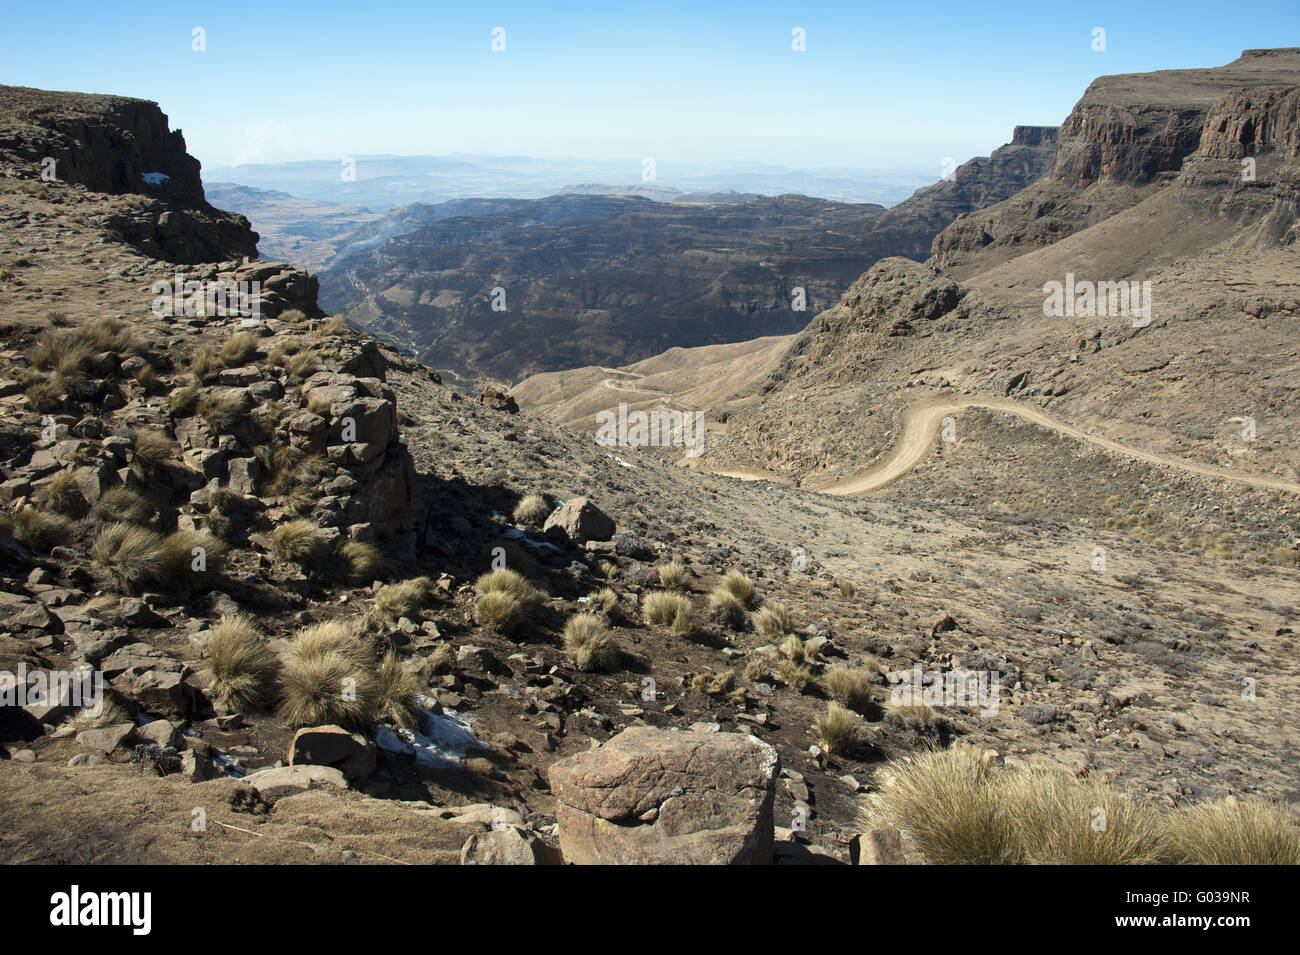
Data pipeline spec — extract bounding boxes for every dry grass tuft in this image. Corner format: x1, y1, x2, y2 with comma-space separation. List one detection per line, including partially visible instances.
377, 650, 423, 730
91, 486, 154, 525
1158, 797, 1300, 864
868, 746, 1020, 865
36, 469, 87, 517
92, 522, 163, 592
271, 519, 333, 568
707, 587, 746, 629
657, 557, 691, 591
512, 493, 550, 526
816, 702, 858, 756
335, 539, 383, 585
643, 591, 694, 635
753, 600, 794, 639
279, 619, 378, 729
375, 576, 436, 620
563, 613, 620, 672
131, 428, 177, 474
721, 569, 756, 608
821, 665, 876, 712
201, 614, 281, 713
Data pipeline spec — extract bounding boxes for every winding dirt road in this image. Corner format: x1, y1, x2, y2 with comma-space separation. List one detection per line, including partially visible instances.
717, 396, 1300, 497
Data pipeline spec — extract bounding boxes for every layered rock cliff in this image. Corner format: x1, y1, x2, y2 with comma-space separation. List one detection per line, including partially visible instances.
0, 85, 257, 263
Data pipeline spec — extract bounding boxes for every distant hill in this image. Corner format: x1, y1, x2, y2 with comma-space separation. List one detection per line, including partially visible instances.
204, 183, 380, 270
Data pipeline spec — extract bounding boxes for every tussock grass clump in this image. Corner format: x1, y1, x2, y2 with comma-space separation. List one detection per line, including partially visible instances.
80, 594, 123, 622
471, 568, 543, 633
474, 568, 539, 603
777, 634, 808, 664
643, 591, 693, 634
317, 316, 350, 336
196, 392, 242, 434
271, 519, 333, 568
286, 350, 320, 379
375, 576, 436, 620
377, 650, 422, 730
23, 379, 61, 412
871, 746, 1019, 865
79, 316, 146, 356
998, 768, 1161, 865
279, 619, 379, 728
169, 382, 201, 417
191, 345, 221, 384
837, 579, 855, 599
202, 614, 281, 713
753, 600, 794, 640
37, 469, 88, 517
744, 657, 772, 683
707, 587, 746, 629
721, 569, 756, 608
280, 649, 379, 729
335, 539, 382, 585
474, 590, 528, 633
692, 668, 737, 697
512, 493, 550, 527
131, 428, 177, 475
778, 659, 812, 690
0, 506, 73, 551
587, 586, 619, 615
657, 558, 690, 591
159, 529, 227, 586
92, 486, 154, 525
866, 748, 1180, 865
68, 695, 131, 730
1158, 797, 1300, 865
563, 613, 619, 672
306, 391, 333, 416
816, 702, 858, 756
135, 364, 162, 393
92, 522, 164, 592
219, 331, 260, 367
821, 665, 876, 713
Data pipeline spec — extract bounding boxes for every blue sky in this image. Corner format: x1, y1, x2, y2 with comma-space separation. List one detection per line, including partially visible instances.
2, 1, 1296, 175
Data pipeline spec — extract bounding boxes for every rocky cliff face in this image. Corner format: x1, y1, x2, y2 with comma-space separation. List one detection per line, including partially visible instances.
320, 132, 1059, 382
0, 85, 257, 263
931, 48, 1300, 271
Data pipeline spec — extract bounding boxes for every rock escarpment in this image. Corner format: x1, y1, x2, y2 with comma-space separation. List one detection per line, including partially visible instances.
0, 85, 257, 263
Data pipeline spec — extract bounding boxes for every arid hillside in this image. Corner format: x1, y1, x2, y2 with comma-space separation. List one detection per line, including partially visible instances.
1, 76, 1297, 867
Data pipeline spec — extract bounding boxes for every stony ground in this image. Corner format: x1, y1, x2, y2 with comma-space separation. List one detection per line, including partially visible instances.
2, 72, 1299, 864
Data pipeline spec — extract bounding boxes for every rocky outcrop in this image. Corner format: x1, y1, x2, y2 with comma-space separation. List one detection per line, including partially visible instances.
0, 85, 258, 263
547, 726, 780, 865
931, 48, 1300, 269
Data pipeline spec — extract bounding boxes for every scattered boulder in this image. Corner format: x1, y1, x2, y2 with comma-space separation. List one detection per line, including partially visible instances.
476, 388, 519, 413
547, 726, 779, 865
460, 826, 563, 865
288, 724, 377, 785
543, 496, 615, 544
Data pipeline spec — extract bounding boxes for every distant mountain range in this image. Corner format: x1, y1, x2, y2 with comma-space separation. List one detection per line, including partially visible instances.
202, 153, 932, 211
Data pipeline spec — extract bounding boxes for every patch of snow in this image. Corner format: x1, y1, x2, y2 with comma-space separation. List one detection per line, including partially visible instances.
502, 526, 563, 552
374, 703, 486, 769
141, 172, 170, 186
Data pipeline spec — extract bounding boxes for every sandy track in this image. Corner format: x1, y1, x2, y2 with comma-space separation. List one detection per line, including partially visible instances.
814, 396, 1300, 497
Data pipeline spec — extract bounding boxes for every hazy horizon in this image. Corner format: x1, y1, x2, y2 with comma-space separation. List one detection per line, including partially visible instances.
3, 0, 1295, 178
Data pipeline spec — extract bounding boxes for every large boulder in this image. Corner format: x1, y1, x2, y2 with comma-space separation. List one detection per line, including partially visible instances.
542, 496, 615, 544
547, 726, 779, 865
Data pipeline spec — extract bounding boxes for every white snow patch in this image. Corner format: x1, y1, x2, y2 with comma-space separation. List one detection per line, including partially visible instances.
141, 172, 170, 185
374, 703, 486, 769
